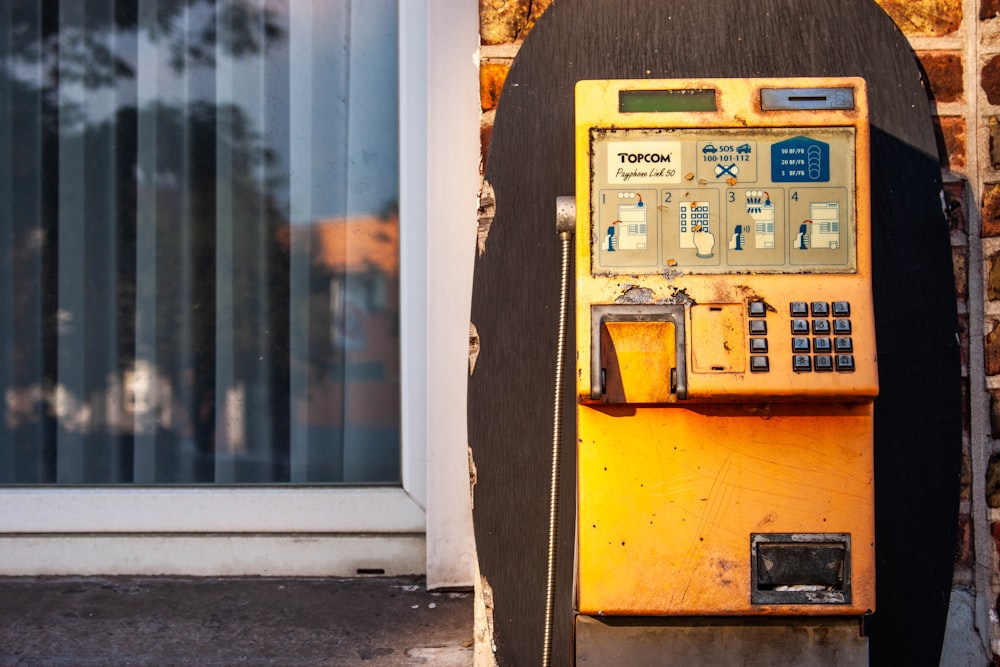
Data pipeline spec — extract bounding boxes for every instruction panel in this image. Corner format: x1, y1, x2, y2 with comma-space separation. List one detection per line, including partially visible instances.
591, 127, 857, 275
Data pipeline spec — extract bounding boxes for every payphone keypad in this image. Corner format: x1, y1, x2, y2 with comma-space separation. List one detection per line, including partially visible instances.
787, 301, 855, 373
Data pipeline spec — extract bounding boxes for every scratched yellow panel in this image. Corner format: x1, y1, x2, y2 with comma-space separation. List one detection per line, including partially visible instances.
576, 403, 875, 616
573, 77, 876, 619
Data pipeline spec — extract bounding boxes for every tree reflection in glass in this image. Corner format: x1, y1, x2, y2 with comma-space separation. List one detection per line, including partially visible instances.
0, 0, 401, 484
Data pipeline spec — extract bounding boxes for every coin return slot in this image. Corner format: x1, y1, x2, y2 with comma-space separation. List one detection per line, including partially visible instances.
592, 304, 687, 403
751, 533, 851, 605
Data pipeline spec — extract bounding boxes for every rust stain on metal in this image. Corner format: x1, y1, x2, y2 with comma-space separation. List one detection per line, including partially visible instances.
660, 266, 684, 281
757, 512, 778, 527
661, 287, 695, 306
611, 281, 701, 305
712, 557, 737, 586
732, 284, 776, 313
615, 285, 655, 304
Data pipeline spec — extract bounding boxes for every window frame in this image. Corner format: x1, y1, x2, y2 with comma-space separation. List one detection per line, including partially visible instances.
0, 0, 477, 585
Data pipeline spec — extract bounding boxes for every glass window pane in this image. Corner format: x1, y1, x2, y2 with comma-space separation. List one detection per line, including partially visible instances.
0, 0, 401, 485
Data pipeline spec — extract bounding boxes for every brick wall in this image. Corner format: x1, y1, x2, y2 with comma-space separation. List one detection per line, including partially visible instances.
978, 0, 1000, 659
478, 0, 998, 659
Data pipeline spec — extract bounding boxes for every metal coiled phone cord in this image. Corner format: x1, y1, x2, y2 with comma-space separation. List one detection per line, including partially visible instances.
544, 198, 576, 667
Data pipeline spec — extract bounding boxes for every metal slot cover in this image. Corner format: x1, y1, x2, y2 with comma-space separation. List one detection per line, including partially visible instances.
751, 533, 851, 605
760, 87, 855, 110
689, 304, 746, 373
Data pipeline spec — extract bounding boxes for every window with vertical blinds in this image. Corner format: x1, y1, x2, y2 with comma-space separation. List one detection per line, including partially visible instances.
0, 0, 401, 484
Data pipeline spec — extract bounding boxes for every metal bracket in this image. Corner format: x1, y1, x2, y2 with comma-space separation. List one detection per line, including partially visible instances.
555, 196, 575, 236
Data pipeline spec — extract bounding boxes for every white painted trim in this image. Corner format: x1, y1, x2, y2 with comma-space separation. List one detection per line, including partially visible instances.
0, 488, 424, 534
0, 0, 479, 583
423, 0, 479, 589
399, 0, 430, 512
0, 535, 425, 577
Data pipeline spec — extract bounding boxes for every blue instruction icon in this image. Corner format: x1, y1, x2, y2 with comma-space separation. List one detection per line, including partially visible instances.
771, 137, 829, 182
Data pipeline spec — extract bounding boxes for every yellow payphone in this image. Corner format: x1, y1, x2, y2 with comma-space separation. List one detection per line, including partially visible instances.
574, 77, 877, 621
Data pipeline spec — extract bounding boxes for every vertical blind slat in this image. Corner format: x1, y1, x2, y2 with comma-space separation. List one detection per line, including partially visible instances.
0, 0, 401, 486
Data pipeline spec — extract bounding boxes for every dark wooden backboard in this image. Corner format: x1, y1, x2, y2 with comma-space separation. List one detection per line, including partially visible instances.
468, 1, 962, 665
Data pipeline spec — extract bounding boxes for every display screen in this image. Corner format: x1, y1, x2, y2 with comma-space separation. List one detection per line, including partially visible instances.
619, 89, 717, 113
590, 126, 857, 275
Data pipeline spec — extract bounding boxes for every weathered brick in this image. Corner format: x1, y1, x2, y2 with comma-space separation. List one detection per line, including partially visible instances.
934, 116, 966, 170
983, 0, 1000, 20
918, 51, 964, 103
480, 0, 528, 45
986, 321, 1000, 375
527, 0, 556, 29
945, 181, 967, 233
984, 184, 1000, 237
953, 247, 968, 301
989, 254, 1000, 301
480, 124, 493, 173
480, 62, 509, 111
875, 0, 962, 36
957, 513, 972, 566
991, 117, 1000, 170
960, 443, 972, 500
480, 0, 553, 45
985, 55, 1000, 105
987, 452, 1000, 504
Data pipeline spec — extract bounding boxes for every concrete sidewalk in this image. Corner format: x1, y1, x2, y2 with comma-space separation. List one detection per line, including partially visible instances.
0, 576, 473, 666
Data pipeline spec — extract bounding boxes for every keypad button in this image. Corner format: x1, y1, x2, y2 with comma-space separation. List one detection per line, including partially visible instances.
811, 301, 830, 317
748, 301, 767, 317
835, 337, 853, 352
793, 355, 812, 372
749, 320, 767, 335
834, 319, 852, 335
750, 356, 770, 372
836, 355, 855, 372
814, 355, 833, 371
832, 301, 851, 317
813, 337, 832, 352
750, 338, 768, 353
792, 337, 811, 353
790, 301, 809, 317
791, 319, 810, 334
811, 319, 831, 335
